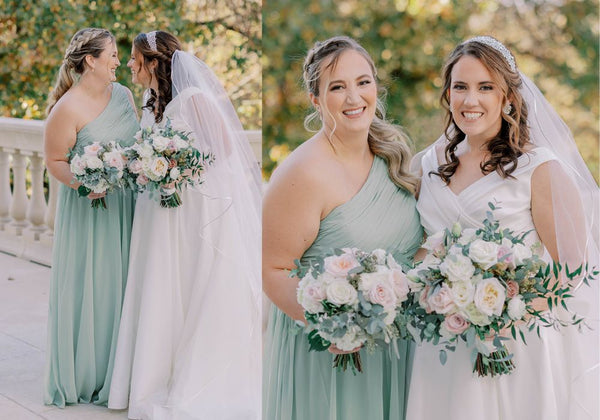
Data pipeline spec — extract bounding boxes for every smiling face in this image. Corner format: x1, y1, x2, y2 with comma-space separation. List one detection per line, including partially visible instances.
90, 38, 119, 83
449, 55, 506, 145
127, 46, 153, 88
312, 49, 378, 139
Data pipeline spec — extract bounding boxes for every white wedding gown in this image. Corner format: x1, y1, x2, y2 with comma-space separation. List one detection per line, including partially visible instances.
108, 87, 261, 419
407, 145, 581, 420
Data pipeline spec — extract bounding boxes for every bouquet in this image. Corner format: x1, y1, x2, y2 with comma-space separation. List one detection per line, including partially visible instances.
293, 248, 412, 373
124, 118, 215, 208
68, 141, 128, 209
406, 203, 596, 377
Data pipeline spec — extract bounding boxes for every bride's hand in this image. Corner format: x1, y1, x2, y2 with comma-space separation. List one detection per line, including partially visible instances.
328, 344, 362, 355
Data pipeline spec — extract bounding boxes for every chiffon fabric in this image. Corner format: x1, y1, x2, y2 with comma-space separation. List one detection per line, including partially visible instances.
44, 82, 138, 407
263, 156, 423, 420
109, 80, 261, 418
407, 145, 575, 420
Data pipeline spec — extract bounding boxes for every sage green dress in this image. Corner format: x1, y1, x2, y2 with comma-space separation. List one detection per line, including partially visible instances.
263, 156, 423, 420
44, 83, 139, 407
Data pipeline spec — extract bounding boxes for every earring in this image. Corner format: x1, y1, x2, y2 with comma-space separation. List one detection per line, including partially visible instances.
503, 102, 512, 114
150, 68, 154, 74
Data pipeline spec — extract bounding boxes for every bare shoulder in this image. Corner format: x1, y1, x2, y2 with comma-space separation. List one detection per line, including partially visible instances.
45, 91, 81, 132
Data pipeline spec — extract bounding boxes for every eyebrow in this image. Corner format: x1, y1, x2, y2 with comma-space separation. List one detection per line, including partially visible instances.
453, 80, 495, 85
328, 74, 373, 86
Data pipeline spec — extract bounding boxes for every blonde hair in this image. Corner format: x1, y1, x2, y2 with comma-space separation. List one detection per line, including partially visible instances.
302, 36, 418, 194
46, 28, 115, 115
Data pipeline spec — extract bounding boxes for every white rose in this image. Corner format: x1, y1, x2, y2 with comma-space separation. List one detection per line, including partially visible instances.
427, 283, 456, 314
170, 167, 181, 180
330, 325, 365, 351
507, 296, 527, 320
326, 279, 358, 306
70, 155, 86, 176
439, 253, 475, 283
152, 135, 170, 152
371, 248, 388, 265
103, 150, 125, 171
135, 142, 155, 158
147, 156, 170, 181
512, 243, 533, 266
297, 273, 326, 313
358, 271, 390, 292
84, 155, 103, 170
324, 253, 360, 278
457, 228, 478, 245
90, 178, 108, 194
473, 277, 506, 317
469, 239, 499, 269
451, 280, 475, 308
461, 302, 491, 326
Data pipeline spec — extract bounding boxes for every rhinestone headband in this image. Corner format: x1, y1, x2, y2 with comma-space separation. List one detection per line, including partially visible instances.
464, 36, 516, 72
146, 31, 158, 52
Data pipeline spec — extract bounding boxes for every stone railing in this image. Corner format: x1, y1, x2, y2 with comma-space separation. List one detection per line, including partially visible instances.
0, 117, 261, 266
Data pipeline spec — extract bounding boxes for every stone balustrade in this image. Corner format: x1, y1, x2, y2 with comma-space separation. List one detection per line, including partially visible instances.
0, 116, 261, 266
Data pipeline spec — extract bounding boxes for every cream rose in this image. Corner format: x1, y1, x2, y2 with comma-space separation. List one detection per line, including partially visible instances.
84, 155, 104, 170
152, 135, 170, 152
358, 271, 389, 292
439, 253, 475, 283
170, 167, 181, 180
461, 302, 491, 326
147, 156, 170, 181
326, 279, 358, 306
474, 277, 506, 316
507, 296, 527, 320
469, 239, 499, 269
451, 280, 475, 308
324, 253, 360, 278
427, 284, 456, 314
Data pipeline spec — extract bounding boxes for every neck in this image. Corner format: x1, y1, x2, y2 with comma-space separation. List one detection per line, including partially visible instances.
78, 73, 112, 96
322, 127, 372, 162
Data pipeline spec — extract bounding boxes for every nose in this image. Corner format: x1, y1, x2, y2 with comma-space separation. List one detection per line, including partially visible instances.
463, 89, 478, 106
345, 87, 360, 104
116, 57, 121, 67
127, 59, 133, 69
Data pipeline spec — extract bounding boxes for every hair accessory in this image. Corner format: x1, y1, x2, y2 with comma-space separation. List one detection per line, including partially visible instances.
503, 102, 512, 114
146, 31, 158, 52
464, 36, 516, 72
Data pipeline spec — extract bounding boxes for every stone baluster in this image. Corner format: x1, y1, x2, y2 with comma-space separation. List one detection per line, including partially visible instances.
0, 149, 11, 228
8, 150, 29, 235
26, 153, 47, 238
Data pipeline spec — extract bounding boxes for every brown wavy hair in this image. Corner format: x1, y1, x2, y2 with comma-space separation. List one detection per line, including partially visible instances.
303, 36, 418, 195
432, 37, 530, 183
46, 28, 115, 115
132, 31, 182, 123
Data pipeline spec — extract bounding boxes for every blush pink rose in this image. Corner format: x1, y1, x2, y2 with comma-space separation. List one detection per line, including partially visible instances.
443, 313, 470, 334
324, 253, 360, 278
427, 283, 456, 314
390, 269, 410, 301
506, 280, 519, 299
136, 174, 149, 186
418, 285, 433, 313
368, 282, 397, 309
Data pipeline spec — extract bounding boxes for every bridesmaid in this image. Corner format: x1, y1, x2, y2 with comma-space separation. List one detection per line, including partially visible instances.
263, 36, 423, 420
43, 28, 139, 407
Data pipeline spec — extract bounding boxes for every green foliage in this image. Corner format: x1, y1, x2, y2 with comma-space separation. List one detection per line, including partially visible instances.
262, 0, 598, 180
0, 0, 261, 128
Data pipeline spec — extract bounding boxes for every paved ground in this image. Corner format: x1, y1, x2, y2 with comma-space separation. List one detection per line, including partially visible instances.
0, 252, 128, 419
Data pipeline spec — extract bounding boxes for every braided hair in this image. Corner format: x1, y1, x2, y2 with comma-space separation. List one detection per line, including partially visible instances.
46, 28, 114, 115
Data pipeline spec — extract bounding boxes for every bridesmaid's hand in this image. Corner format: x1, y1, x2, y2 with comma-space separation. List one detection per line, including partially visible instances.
328, 344, 362, 355
88, 192, 106, 199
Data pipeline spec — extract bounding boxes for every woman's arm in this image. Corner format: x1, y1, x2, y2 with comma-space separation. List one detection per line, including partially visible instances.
43, 104, 80, 189
263, 158, 323, 321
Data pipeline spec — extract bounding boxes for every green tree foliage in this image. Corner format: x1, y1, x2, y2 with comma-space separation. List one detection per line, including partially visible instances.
262, 0, 598, 180
0, 0, 261, 128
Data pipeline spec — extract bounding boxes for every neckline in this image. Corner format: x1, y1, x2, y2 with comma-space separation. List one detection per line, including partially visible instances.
432, 145, 543, 197
321, 155, 379, 222
77, 83, 116, 134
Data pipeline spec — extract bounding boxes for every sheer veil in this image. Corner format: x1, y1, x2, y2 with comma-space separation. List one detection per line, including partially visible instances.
159, 50, 262, 418
412, 63, 599, 418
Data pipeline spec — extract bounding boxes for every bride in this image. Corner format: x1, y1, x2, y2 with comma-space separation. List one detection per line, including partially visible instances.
107, 31, 262, 419
408, 36, 599, 420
